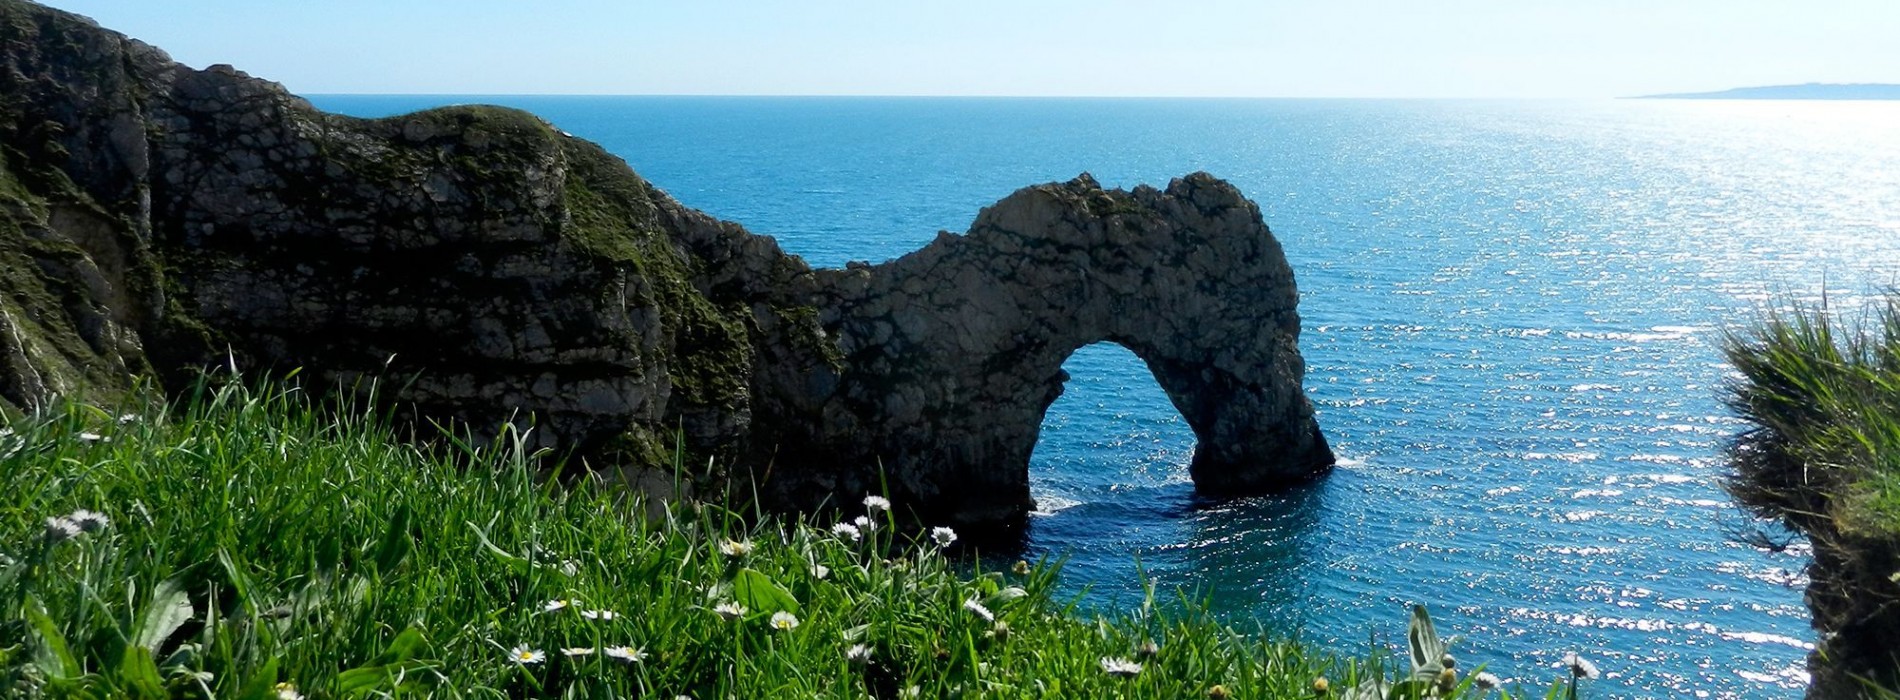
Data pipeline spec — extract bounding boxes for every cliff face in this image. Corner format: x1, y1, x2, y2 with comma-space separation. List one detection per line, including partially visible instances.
0, 0, 1331, 534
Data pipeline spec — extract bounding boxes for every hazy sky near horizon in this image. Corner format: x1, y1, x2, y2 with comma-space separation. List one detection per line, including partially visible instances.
46, 1, 1900, 98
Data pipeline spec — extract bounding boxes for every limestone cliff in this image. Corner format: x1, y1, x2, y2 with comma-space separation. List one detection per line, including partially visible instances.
0, 0, 1332, 535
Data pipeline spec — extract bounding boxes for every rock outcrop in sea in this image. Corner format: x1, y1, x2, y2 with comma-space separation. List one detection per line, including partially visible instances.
0, 0, 1333, 535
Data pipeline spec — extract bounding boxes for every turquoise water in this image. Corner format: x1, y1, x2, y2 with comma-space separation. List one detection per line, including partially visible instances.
317, 96, 1900, 697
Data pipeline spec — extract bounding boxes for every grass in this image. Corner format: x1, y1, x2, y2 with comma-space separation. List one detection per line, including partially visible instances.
0, 378, 1573, 699
1723, 294, 1900, 697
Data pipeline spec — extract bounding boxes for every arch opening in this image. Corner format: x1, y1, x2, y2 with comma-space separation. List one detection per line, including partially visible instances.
1028, 342, 1199, 522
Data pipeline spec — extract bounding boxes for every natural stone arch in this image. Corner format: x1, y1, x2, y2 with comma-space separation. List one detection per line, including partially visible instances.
755, 173, 1335, 537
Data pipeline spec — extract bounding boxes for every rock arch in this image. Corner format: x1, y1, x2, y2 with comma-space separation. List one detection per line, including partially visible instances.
755, 173, 1335, 537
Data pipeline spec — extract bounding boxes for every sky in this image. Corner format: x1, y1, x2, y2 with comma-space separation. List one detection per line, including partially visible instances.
44, 0, 1900, 98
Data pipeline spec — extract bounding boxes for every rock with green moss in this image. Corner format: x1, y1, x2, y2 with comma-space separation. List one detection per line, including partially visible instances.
0, 0, 1331, 536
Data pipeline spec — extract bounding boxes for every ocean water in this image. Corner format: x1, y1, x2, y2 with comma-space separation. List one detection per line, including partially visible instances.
315, 95, 1900, 698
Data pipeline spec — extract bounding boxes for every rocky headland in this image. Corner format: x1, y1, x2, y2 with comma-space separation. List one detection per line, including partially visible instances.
0, 0, 1333, 537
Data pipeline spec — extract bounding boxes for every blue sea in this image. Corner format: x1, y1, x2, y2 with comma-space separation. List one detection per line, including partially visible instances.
316, 95, 1900, 698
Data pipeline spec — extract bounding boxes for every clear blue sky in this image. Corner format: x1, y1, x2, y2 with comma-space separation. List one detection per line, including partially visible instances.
45, 0, 1900, 98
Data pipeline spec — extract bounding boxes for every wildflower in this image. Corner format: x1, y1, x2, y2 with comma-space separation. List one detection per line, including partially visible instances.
1012, 560, 1031, 576
509, 645, 545, 665
561, 647, 596, 657
853, 515, 878, 532
902, 686, 921, 698
1474, 671, 1502, 690
1313, 676, 1330, 694
1100, 656, 1143, 678
1562, 652, 1599, 679
1136, 639, 1160, 658
117, 413, 139, 425
67, 509, 109, 533
76, 432, 105, 443
1207, 684, 1233, 700
719, 539, 754, 558
714, 601, 746, 621
557, 559, 580, 577
581, 609, 619, 621
831, 522, 862, 542
770, 611, 800, 631
846, 643, 873, 664
962, 598, 994, 622
274, 682, 304, 700
605, 645, 647, 662
930, 526, 957, 548
864, 495, 891, 513
44, 516, 82, 542
811, 563, 830, 580
542, 599, 577, 613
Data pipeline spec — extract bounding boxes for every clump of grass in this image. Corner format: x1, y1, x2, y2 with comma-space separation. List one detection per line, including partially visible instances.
1723, 294, 1900, 697
2, 379, 1552, 698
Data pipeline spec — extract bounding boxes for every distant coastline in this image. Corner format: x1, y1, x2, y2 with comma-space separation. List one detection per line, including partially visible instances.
1634, 82, 1900, 100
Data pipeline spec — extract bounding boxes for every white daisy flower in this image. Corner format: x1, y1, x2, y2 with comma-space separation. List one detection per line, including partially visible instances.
863, 495, 891, 513
831, 522, 862, 542
853, 515, 877, 532
930, 527, 957, 548
44, 516, 81, 541
962, 598, 994, 622
1100, 656, 1143, 678
580, 609, 619, 620
561, 647, 596, 657
1473, 671, 1502, 690
273, 682, 303, 700
719, 539, 754, 558
117, 413, 139, 425
67, 509, 109, 533
509, 645, 545, 664
605, 645, 647, 662
846, 643, 873, 664
1562, 652, 1599, 679
76, 432, 105, 443
770, 611, 800, 631
542, 599, 577, 613
714, 601, 747, 621
811, 563, 830, 580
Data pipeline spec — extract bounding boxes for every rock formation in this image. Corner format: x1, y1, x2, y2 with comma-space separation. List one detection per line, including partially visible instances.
0, 0, 1332, 536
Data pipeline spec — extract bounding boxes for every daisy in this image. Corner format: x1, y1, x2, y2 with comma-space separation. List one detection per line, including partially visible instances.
853, 515, 877, 532
1474, 671, 1502, 690
930, 527, 957, 548
561, 647, 596, 657
863, 495, 891, 513
962, 598, 994, 622
67, 509, 109, 533
1135, 639, 1160, 658
580, 609, 619, 621
273, 682, 304, 700
76, 432, 105, 443
770, 611, 800, 631
1011, 560, 1031, 576
1562, 652, 1599, 679
605, 645, 647, 662
509, 645, 545, 665
1100, 656, 1143, 678
44, 516, 81, 542
811, 563, 830, 580
542, 599, 577, 613
719, 539, 754, 558
714, 601, 746, 621
846, 643, 873, 664
831, 522, 862, 542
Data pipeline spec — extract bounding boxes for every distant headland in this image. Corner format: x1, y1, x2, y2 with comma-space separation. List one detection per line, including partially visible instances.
1634, 83, 1900, 100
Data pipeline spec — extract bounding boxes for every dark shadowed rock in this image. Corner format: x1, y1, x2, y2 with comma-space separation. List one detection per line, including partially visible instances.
0, 0, 1330, 535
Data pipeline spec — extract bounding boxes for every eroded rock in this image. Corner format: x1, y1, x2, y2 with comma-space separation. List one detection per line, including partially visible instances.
0, 0, 1331, 535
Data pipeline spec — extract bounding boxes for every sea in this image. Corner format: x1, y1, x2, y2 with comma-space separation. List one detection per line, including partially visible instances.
314, 95, 1900, 698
